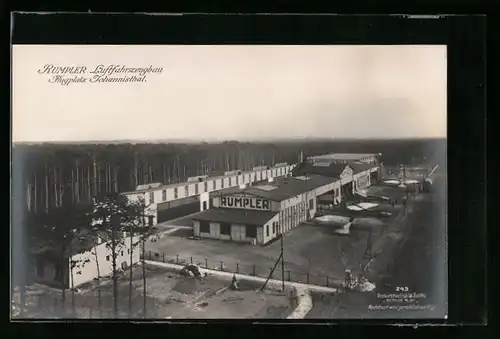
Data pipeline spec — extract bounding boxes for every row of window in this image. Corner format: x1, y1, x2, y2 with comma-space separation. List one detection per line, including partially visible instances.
266, 221, 280, 237
105, 248, 130, 261
145, 167, 290, 204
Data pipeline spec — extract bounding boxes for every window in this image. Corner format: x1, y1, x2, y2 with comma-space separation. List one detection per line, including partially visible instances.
212, 181, 216, 190
195, 184, 199, 195
121, 251, 124, 256
184, 186, 189, 197
200, 221, 210, 233
229, 177, 232, 186
246, 225, 257, 238
204, 182, 208, 192
221, 179, 224, 188
106, 255, 110, 261
220, 223, 230, 235
272, 222, 275, 233
162, 190, 167, 201
174, 187, 178, 199
149, 191, 154, 204
127, 249, 130, 254
266, 225, 269, 237
236, 176, 239, 185
309, 199, 314, 210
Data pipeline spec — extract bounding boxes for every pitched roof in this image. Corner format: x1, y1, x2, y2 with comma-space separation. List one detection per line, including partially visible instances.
192, 208, 277, 226
348, 162, 376, 174
241, 175, 336, 201
292, 162, 347, 178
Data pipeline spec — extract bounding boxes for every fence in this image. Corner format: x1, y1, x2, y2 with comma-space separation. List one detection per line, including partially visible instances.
144, 250, 343, 288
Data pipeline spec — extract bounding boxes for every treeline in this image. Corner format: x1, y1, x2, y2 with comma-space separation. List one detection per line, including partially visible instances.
12, 139, 445, 213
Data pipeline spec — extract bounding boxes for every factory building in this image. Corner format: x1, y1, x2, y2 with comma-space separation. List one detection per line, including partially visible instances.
307, 153, 379, 165
191, 175, 336, 245
121, 163, 294, 225
292, 153, 380, 206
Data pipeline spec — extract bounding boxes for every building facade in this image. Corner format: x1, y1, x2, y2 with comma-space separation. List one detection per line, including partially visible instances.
192, 175, 335, 245
34, 235, 141, 289
121, 163, 294, 225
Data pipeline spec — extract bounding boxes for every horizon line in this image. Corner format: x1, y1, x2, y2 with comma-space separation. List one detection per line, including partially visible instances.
13, 136, 447, 145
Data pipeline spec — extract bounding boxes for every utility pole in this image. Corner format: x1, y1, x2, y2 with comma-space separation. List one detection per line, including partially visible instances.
261, 213, 285, 292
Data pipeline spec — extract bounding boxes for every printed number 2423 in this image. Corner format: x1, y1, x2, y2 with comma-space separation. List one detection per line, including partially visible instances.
396, 286, 409, 292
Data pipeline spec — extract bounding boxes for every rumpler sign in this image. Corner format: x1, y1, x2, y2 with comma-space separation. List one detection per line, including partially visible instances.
220, 195, 270, 211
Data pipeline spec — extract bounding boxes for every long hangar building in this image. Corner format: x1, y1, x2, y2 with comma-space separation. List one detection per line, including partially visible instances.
121, 163, 294, 225
191, 153, 381, 246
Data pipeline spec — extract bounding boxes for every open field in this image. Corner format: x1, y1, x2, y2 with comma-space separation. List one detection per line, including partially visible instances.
306, 177, 446, 319
146, 185, 411, 287
12, 264, 294, 319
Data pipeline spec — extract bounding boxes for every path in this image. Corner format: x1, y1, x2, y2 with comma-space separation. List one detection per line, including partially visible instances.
145, 260, 338, 294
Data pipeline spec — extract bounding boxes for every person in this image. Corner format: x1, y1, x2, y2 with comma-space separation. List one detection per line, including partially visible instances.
230, 274, 239, 290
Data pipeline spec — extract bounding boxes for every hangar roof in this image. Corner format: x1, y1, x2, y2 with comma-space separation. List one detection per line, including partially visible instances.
192, 208, 277, 226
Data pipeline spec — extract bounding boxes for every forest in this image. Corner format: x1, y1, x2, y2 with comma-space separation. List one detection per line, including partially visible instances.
12, 138, 446, 214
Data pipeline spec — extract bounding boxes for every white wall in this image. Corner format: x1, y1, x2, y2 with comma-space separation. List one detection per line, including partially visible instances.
69, 235, 141, 288
123, 165, 294, 224
354, 171, 371, 191
199, 192, 210, 211
193, 220, 200, 236
339, 165, 354, 185
262, 213, 280, 245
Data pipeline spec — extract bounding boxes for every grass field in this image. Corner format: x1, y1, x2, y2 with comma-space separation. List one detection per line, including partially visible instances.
12, 265, 293, 319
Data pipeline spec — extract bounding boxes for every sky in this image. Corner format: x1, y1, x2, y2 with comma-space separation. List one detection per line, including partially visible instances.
12, 45, 447, 142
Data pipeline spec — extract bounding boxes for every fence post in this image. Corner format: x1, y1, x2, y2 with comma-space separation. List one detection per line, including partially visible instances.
252, 264, 256, 276
162, 253, 165, 262
190, 257, 193, 264
236, 263, 239, 274
306, 273, 309, 284
220, 261, 224, 271
326, 276, 329, 287
287, 270, 291, 281
205, 259, 208, 269
176, 254, 179, 264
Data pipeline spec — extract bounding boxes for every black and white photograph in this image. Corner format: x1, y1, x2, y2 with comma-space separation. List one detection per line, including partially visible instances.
11, 44, 448, 320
